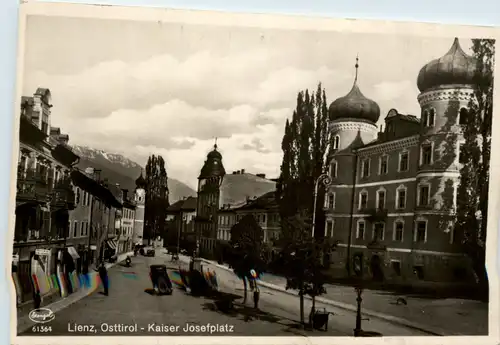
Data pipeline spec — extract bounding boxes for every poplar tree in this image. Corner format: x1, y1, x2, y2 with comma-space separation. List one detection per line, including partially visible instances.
455, 39, 494, 288
144, 154, 170, 244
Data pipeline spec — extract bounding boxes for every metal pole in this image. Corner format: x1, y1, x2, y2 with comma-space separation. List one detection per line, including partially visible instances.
177, 216, 181, 257
311, 178, 321, 239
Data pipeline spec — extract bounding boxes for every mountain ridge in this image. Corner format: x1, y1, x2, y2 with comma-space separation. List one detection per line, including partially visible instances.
70, 145, 196, 202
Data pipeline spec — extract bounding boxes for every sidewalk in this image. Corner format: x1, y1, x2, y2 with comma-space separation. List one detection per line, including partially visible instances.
15, 252, 133, 334
188, 255, 488, 336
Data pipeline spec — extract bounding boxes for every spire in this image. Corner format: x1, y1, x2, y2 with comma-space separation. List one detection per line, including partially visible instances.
214, 137, 218, 150
354, 54, 359, 84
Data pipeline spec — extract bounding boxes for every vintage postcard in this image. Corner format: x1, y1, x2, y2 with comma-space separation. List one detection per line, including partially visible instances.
9, 2, 500, 345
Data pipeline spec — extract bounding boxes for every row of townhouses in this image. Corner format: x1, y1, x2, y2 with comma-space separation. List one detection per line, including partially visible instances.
12, 87, 147, 307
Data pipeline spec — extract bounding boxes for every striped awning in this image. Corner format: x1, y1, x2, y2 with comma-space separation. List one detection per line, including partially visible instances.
106, 240, 117, 250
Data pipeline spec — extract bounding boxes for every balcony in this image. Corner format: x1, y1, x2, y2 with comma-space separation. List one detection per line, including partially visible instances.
366, 207, 388, 222
51, 176, 76, 210
16, 168, 50, 202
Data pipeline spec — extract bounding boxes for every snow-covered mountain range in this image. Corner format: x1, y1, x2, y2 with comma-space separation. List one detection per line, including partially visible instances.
71, 145, 196, 202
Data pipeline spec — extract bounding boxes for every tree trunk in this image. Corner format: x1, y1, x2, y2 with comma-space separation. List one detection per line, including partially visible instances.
242, 277, 248, 304
309, 295, 316, 328
299, 289, 304, 326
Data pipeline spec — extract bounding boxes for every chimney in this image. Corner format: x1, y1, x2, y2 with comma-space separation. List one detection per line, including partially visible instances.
85, 167, 95, 175
241, 169, 245, 174
256, 173, 266, 178
122, 189, 129, 201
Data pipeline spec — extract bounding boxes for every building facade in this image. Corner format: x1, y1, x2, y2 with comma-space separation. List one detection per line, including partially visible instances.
133, 171, 147, 245
217, 191, 281, 245
14, 88, 79, 304
195, 143, 226, 256
118, 189, 136, 253
325, 38, 477, 283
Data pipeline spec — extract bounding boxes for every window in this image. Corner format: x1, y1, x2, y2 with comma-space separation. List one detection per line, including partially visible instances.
396, 187, 407, 209
356, 220, 365, 239
421, 110, 428, 127
413, 266, 424, 280
325, 220, 334, 237
333, 135, 340, 150
359, 191, 368, 209
361, 158, 370, 177
379, 155, 388, 175
418, 185, 430, 206
373, 222, 385, 241
399, 152, 409, 172
330, 161, 338, 178
394, 221, 404, 241
458, 143, 466, 164
376, 189, 386, 209
424, 108, 435, 127
391, 261, 402, 276
459, 108, 468, 125
415, 221, 427, 242
73, 221, 78, 237
80, 222, 84, 237
327, 193, 335, 209
421, 143, 432, 165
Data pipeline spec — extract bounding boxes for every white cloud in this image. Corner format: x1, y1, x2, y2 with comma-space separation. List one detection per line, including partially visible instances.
22, 18, 472, 189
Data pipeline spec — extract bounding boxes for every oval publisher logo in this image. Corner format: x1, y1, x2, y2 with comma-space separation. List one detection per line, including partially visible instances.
28, 308, 55, 324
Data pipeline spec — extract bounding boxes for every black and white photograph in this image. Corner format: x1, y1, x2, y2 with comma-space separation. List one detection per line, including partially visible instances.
10, 2, 499, 343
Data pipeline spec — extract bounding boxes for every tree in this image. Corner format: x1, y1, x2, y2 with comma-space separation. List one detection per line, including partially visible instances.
454, 39, 494, 288
276, 83, 331, 239
144, 155, 170, 244
279, 213, 332, 326
227, 215, 266, 305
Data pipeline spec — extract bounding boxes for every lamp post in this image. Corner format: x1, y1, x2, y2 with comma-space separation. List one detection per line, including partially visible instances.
312, 174, 332, 238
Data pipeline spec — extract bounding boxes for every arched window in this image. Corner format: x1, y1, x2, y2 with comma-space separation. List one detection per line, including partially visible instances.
427, 108, 435, 127
421, 109, 428, 127
333, 135, 340, 150
330, 160, 338, 178
459, 108, 468, 125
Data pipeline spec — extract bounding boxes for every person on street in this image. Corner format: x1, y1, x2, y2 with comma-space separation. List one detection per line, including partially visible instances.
95, 261, 109, 296
81, 258, 90, 289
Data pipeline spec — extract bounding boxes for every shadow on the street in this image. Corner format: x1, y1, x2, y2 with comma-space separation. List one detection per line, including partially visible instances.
199, 291, 314, 336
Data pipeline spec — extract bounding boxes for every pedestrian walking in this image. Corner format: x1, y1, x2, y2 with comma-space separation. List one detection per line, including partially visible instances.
95, 261, 109, 296
81, 259, 90, 289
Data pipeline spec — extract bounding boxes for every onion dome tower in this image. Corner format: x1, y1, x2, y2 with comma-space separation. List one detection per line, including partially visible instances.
328, 56, 380, 153
415, 37, 479, 239
135, 169, 147, 190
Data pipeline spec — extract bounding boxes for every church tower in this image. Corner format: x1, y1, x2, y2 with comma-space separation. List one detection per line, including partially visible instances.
415, 37, 479, 245
325, 57, 380, 243
195, 140, 226, 257
133, 169, 147, 245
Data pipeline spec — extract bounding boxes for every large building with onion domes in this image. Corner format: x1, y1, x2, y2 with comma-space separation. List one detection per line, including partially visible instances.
325, 38, 480, 283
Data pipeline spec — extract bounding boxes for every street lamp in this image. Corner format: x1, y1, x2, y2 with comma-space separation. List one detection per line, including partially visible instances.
312, 173, 332, 238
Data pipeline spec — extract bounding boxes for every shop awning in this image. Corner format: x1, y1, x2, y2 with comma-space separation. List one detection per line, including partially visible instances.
67, 246, 80, 260
106, 240, 117, 250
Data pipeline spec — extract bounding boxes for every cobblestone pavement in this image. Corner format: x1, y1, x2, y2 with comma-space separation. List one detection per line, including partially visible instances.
259, 272, 489, 335
18, 255, 332, 337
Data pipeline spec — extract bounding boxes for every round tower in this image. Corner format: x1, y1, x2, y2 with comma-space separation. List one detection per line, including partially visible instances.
324, 57, 380, 245
415, 37, 479, 247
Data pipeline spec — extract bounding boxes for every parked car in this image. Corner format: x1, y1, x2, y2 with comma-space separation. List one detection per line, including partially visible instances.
144, 247, 155, 257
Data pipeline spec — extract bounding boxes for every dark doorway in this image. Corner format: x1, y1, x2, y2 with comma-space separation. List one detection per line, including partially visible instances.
370, 255, 384, 281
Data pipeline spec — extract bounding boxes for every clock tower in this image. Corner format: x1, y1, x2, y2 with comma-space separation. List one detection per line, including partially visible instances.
195, 140, 225, 257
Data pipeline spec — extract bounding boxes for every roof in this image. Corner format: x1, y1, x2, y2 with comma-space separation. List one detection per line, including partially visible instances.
219, 173, 276, 208
234, 191, 278, 211
167, 196, 197, 213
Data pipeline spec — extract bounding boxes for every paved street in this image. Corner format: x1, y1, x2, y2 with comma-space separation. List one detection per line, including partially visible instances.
18, 254, 333, 337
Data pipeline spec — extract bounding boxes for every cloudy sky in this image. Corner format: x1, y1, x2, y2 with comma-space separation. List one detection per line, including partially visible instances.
21, 15, 472, 189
